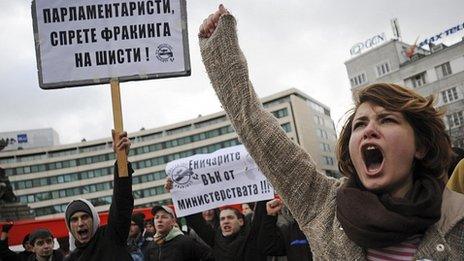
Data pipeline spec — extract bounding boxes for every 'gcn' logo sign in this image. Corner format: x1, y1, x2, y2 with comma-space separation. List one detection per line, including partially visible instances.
350, 33, 386, 56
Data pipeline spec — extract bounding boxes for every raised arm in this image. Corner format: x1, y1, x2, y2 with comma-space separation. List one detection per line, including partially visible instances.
257, 199, 287, 256
198, 5, 340, 227
0, 223, 21, 261
107, 131, 134, 245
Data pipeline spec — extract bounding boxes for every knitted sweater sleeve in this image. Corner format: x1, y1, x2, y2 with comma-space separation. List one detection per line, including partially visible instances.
199, 14, 340, 227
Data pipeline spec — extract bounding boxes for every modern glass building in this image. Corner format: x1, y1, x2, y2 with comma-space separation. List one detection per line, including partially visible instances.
0, 88, 339, 219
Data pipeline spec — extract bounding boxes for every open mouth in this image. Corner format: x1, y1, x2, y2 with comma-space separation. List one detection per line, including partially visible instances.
362, 144, 384, 174
223, 225, 231, 231
77, 229, 90, 239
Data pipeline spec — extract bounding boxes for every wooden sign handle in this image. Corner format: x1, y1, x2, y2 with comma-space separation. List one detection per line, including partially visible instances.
110, 80, 128, 177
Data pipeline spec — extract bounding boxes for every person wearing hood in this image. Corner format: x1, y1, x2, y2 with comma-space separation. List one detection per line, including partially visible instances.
64, 131, 134, 261
143, 205, 213, 261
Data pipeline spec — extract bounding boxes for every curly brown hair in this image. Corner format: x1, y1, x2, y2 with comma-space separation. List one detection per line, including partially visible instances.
337, 83, 452, 181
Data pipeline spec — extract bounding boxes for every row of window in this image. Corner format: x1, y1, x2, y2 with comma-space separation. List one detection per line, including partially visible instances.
350, 73, 367, 87
14, 123, 293, 199
13, 166, 113, 190
19, 169, 169, 205
446, 111, 464, 129
323, 156, 335, 166
33, 185, 167, 217
376, 61, 391, 77
1, 106, 291, 165
351, 61, 456, 88
453, 138, 464, 149
12, 137, 242, 191
314, 115, 335, 130
441, 87, 460, 104
408, 72, 427, 88
21, 122, 296, 216
403, 62, 453, 88
272, 108, 289, 119
12, 137, 239, 191
19, 181, 113, 204
6, 125, 235, 176
320, 143, 331, 152
4, 109, 291, 171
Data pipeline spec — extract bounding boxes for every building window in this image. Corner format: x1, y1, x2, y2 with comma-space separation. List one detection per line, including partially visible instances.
320, 143, 331, 152
375, 61, 390, 77
323, 156, 334, 165
272, 108, 289, 119
446, 111, 464, 129
407, 72, 427, 88
350, 72, 367, 87
441, 87, 459, 104
281, 123, 292, 133
453, 138, 464, 149
317, 129, 328, 139
314, 115, 325, 126
435, 62, 452, 79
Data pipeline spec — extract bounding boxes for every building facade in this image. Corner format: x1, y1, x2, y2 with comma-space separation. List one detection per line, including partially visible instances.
0, 128, 60, 152
0, 89, 339, 219
345, 38, 464, 149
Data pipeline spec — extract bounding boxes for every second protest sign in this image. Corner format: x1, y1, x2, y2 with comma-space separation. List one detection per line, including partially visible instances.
166, 145, 275, 217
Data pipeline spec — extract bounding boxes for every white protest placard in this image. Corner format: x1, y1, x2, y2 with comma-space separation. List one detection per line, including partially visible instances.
31, 0, 190, 89
166, 145, 275, 217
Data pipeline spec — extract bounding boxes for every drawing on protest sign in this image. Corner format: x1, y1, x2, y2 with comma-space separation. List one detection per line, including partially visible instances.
31, 0, 190, 89
166, 145, 275, 217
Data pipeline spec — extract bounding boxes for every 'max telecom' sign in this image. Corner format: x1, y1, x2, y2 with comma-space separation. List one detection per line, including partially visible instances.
418, 21, 464, 48
32, 0, 190, 89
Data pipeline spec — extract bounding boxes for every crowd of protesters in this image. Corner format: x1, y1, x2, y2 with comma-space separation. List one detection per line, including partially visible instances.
1, 4, 464, 261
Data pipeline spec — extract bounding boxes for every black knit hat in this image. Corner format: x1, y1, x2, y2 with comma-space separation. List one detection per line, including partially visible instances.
29, 229, 53, 246
22, 234, 30, 247
65, 200, 92, 226
131, 213, 144, 232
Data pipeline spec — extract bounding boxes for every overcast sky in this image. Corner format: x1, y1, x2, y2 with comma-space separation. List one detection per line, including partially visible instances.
1, 0, 463, 145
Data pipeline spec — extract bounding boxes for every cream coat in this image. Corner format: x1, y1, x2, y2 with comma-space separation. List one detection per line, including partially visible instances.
199, 14, 464, 260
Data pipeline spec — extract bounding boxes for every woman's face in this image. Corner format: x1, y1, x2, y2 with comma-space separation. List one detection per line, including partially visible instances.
348, 102, 424, 198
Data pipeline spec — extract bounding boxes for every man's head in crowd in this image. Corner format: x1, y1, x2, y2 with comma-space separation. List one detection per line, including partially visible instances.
241, 203, 254, 216
22, 233, 33, 252
29, 229, 54, 259
202, 209, 216, 222
65, 199, 99, 244
145, 220, 155, 234
219, 207, 244, 237
152, 205, 176, 235
130, 213, 145, 238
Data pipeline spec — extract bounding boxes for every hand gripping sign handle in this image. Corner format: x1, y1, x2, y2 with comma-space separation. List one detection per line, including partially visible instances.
110, 79, 128, 177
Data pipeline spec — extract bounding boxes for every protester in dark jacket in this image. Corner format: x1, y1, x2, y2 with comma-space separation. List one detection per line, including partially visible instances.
128, 213, 146, 261
27, 228, 64, 261
0, 223, 33, 261
164, 177, 269, 261
64, 131, 134, 261
258, 199, 312, 260
186, 201, 269, 261
143, 205, 213, 261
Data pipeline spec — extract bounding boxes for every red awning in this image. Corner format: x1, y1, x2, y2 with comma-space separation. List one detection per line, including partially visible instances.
1, 208, 154, 246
